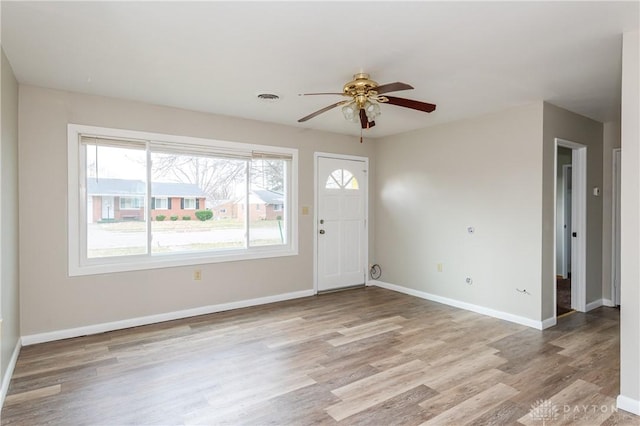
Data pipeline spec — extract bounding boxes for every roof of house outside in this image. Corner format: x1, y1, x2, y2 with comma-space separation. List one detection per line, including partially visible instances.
87, 178, 206, 197
152, 182, 207, 197
208, 199, 233, 208
235, 188, 283, 206
253, 189, 284, 205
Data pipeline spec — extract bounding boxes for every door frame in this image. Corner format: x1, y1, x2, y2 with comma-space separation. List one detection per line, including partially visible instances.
554, 138, 587, 313
313, 152, 369, 294
612, 148, 622, 306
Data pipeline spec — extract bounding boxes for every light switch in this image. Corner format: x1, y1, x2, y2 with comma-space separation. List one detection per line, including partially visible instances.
593, 187, 600, 196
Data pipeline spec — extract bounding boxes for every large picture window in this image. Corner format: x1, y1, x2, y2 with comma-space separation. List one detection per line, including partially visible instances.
69, 124, 298, 276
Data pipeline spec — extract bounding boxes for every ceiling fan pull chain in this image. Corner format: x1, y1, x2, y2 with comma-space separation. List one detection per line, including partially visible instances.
360, 128, 363, 144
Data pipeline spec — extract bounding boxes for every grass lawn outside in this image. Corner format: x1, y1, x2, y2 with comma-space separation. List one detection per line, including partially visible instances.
87, 219, 285, 258
95, 218, 280, 232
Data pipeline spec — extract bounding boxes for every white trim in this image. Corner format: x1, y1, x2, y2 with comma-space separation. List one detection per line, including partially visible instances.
603, 298, 615, 307
21, 289, 314, 346
585, 298, 605, 312
617, 395, 640, 415
370, 280, 547, 330
572, 145, 587, 312
68, 123, 299, 276
612, 148, 622, 306
0, 339, 21, 409
541, 316, 557, 329
313, 152, 369, 293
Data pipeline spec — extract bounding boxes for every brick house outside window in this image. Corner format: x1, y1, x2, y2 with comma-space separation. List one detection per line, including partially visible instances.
87, 178, 207, 222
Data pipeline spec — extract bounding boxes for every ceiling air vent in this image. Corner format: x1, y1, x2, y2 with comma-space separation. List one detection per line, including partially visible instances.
257, 93, 280, 101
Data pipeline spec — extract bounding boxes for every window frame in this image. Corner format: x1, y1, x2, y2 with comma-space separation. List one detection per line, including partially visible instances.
68, 124, 298, 277
119, 196, 143, 210
154, 197, 169, 210
183, 197, 196, 210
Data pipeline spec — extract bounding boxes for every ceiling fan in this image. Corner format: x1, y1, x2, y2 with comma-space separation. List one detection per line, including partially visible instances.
298, 73, 436, 131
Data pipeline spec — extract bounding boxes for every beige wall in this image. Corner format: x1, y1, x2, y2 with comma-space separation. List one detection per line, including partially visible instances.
1, 49, 20, 387
541, 102, 604, 319
619, 29, 640, 411
374, 102, 544, 322
18, 85, 376, 336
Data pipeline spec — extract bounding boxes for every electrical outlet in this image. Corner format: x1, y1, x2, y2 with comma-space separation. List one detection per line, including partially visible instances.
437, 263, 443, 272
193, 270, 202, 281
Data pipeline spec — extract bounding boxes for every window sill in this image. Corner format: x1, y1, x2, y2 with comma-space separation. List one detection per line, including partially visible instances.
69, 246, 298, 277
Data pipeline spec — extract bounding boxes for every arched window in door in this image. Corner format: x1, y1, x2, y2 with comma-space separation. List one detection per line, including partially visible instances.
325, 169, 359, 190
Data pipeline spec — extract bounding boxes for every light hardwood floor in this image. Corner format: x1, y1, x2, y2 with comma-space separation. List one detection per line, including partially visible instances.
2, 287, 638, 425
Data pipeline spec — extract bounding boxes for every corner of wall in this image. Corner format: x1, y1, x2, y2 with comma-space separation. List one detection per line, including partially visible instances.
0, 337, 21, 410
1, 46, 22, 403
619, 28, 640, 413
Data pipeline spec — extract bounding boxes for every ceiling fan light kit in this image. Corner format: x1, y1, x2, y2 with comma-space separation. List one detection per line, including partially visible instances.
298, 72, 436, 141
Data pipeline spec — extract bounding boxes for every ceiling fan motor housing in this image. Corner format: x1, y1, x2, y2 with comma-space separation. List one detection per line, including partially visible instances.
343, 73, 379, 108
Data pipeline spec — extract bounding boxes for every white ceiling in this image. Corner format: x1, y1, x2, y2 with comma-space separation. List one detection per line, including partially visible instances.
2, 1, 638, 138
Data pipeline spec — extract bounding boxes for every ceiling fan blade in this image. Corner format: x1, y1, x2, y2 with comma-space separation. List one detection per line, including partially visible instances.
385, 96, 436, 113
298, 100, 351, 123
359, 109, 368, 129
367, 120, 376, 128
374, 82, 414, 95
298, 92, 345, 96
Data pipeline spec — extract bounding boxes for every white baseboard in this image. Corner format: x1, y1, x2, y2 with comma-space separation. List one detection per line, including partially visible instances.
617, 394, 640, 415
603, 298, 616, 307
1, 339, 21, 409
22, 289, 315, 346
586, 298, 604, 312
370, 280, 546, 330
541, 316, 557, 329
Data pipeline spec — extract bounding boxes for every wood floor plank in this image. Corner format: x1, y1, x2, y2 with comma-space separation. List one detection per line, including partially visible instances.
339, 384, 438, 426
327, 315, 407, 346
327, 359, 432, 420
421, 383, 520, 425
418, 367, 512, 419
518, 379, 615, 425
1, 288, 635, 425
3, 384, 61, 405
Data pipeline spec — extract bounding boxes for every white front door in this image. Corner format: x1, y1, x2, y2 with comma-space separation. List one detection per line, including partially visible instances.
316, 156, 367, 292
563, 165, 572, 277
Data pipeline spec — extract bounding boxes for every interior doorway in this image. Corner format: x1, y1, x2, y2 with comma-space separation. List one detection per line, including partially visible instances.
556, 148, 573, 315
554, 138, 587, 316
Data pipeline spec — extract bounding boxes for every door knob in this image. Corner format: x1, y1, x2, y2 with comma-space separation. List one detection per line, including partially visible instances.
319, 230, 325, 234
